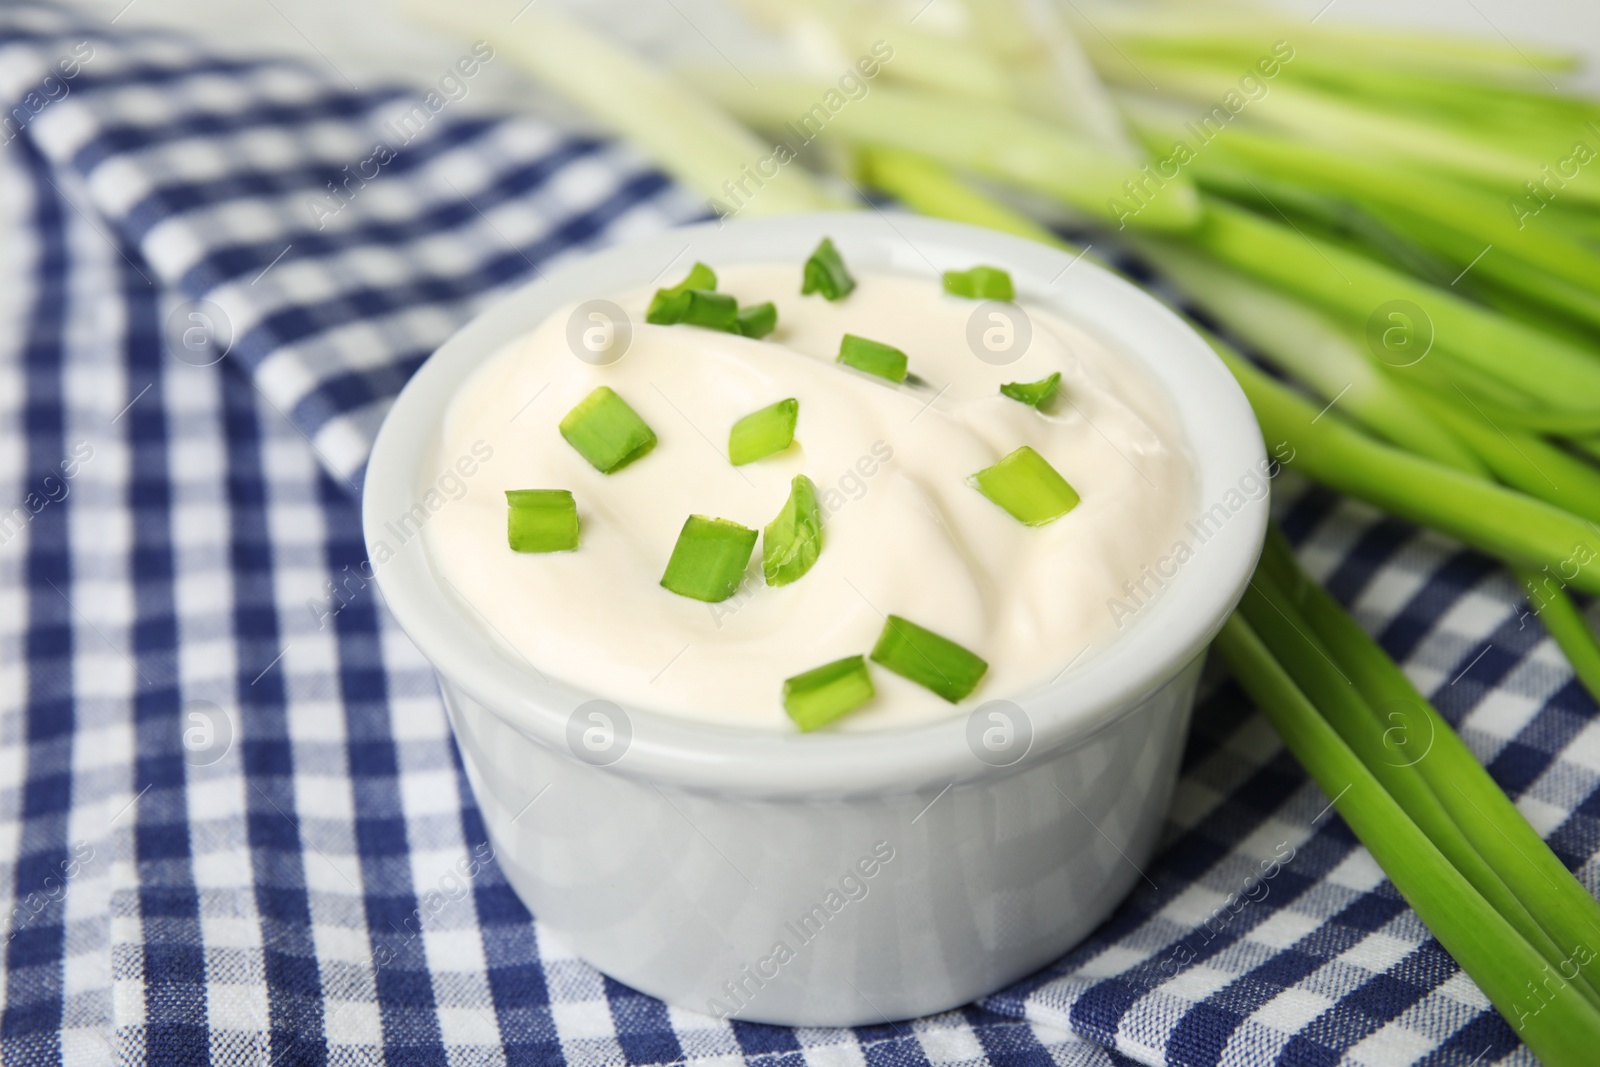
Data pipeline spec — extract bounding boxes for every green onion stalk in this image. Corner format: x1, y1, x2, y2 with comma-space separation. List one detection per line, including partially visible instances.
1404, 391, 1600, 526
1084, 11, 1578, 84
1236, 572, 1600, 1012
1217, 348, 1600, 596
1098, 59, 1600, 210
402, 0, 842, 216
854, 147, 1073, 246
1137, 243, 1600, 705
1185, 200, 1600, 422
1252, 528, 1600, 1006
1216, 613, 1600, 1064
730, 0, 1021, 109
953, 0, 1137, 153
683, 73, 1201, 231
1106, 46, 1598, 152
1119, 104, 1600, 321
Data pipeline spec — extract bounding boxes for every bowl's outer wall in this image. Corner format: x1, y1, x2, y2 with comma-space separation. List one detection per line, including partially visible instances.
443, 654, 1202, 1027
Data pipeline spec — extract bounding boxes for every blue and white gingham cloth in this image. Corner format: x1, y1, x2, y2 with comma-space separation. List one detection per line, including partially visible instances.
1, 6, 1595, 1065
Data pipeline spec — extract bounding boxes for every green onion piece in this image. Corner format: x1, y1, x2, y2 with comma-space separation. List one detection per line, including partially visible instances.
837, 334, 908, 383
968, 446, 1080, 526
646, 262, 717, 324
736, 301, 778, 339
943, 265, 1015, 300
558, 386, 657, 473
659, 515, 757, 602
869, 615, 988, 703
680, 289, 739, 331
999, 371, 1060, 409
505, 489, 579, 553
763, 474, 822, 586
728, 398, 798, 466
801, 237, 855, 300
783, 655, 874, 731
648, 288, 739, 332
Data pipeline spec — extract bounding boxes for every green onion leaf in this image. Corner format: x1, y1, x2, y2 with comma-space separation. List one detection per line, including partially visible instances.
763, 474, 822, 586
869, 615, 988, 703
801, 237, 856, 300
505, 489, 579, 553
1213, 341, 1600, 597
837, 333, 909, 383
1215, 612, 1600, 1064
1242, 538, 1600, 1012
659, 515, 758, 602
558, 386, 658, 474
648, 288, 739, 332
783, 655, 874, 731
1000, 371, 1061, 409
729, 398, 798, 466
969, 445, 1080, 526
943, 265, 1015, 300
1254, 524, 1600, 1010
646, 262, 717, 324
736, 301, 778, 339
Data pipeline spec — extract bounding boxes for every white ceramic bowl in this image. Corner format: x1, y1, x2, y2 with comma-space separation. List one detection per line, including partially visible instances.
364, 212, 1267, 1026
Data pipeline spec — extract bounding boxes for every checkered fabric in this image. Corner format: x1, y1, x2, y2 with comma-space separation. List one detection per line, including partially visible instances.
0, 5, 1595, 1065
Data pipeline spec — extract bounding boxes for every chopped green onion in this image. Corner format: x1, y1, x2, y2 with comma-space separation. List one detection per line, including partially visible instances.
1000, 371, 1061, 408
969, 446, 1080, 526
659, 515, 757, 602
783, 655, 874, 731
680, 289, 739, 331
837, 334, 909, 383
869, 615, 988, 703
736, 301, 778, 339
558, 386, 657, 474
676, 262, 718, 290
646, 262, 717, 324
505, 489, 579, 553
943, 265, 1015, 300
728, 398, 798, 466
648, 288, 739, 332
763, 474, 822, 586
801, 237, 855, 300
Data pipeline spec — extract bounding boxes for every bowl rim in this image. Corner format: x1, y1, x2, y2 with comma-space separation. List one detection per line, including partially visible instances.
362, 211, 1267, 797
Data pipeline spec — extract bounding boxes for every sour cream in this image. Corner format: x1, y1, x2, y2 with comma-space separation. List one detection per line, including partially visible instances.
423, 264, 1194, 730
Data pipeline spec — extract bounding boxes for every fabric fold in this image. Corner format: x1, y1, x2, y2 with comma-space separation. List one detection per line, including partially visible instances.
4, 3, 703, 487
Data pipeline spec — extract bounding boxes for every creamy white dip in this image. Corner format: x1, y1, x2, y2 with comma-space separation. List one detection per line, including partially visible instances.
422, 263, 1193, 730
